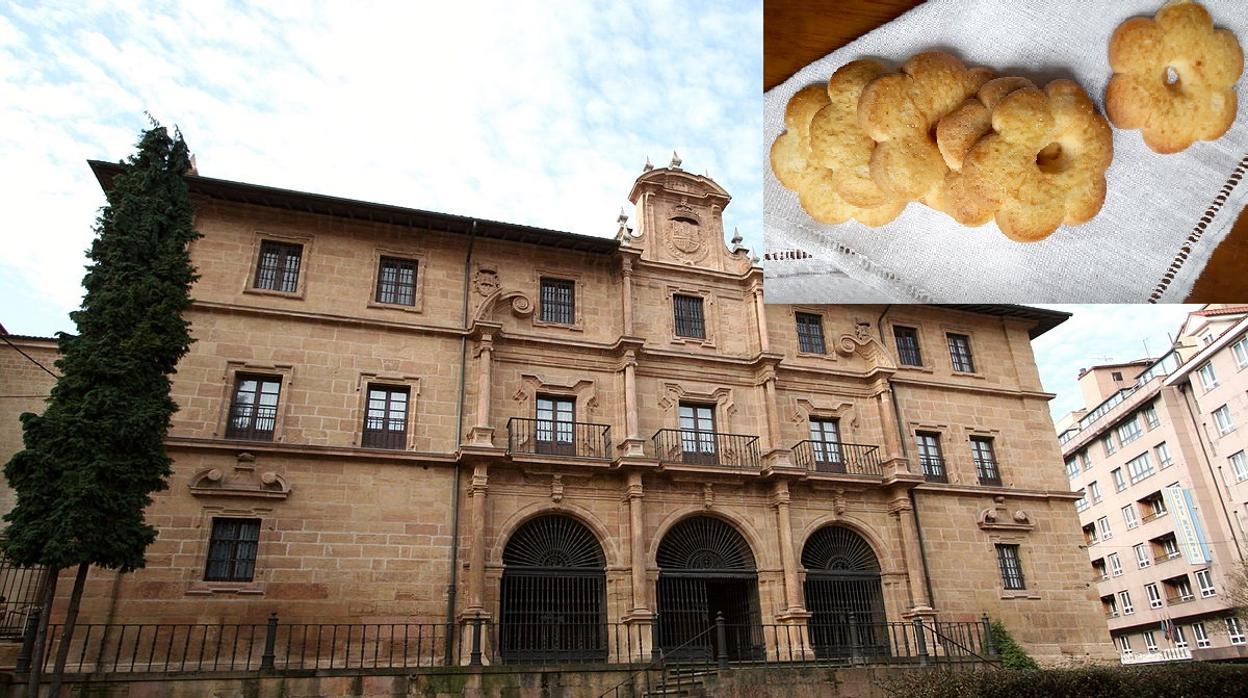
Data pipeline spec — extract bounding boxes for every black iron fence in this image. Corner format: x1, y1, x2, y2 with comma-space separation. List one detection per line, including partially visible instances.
507, 418, 612, 459
652, 429, 760, 469
791, 440, 882, 476
0, 556, 46, 640
919, 456, 948, 483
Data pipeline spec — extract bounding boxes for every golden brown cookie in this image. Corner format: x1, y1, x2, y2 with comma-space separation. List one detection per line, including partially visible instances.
1107, 0, 1243, 154
856, 52, 994, 200
809, 59, 895, 208
957, 80, 1114, 241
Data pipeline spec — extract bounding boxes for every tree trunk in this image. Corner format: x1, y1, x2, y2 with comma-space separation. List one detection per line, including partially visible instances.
26, 567, 59, 698
47, 563, 88, 698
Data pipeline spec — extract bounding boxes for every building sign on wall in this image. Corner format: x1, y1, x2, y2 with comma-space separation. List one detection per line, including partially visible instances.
1163, 485, 1212, 564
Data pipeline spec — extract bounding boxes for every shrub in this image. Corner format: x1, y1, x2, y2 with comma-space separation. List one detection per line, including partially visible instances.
879, 663, 1248, 698
988, 620, 1038, 670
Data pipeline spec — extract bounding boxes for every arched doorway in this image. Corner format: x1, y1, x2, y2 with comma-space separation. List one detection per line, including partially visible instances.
802, 526, 887, 659
656, 516, 763, 661
499, 514, 606, 663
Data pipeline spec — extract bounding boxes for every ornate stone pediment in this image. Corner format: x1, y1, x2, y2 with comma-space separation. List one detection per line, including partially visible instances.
834, 322, 897, 371
977, 496, 1033, 532
190, 453, 291, 500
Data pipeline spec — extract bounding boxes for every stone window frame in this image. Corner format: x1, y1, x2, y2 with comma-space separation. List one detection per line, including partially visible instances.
666, 285, 717, 348
789, 306, 837, 360
988, 534, 1041, 600
940, 323, 984, 378
215, 361, 297, 442
352, 373, 422, 450
185, 504, 278, 596
367, 247, 428, 314
964, 426, 1004, 487
243, 231, 313, 300
909, 421, 952, 483
790, 398, 858, 445
885, 320, 933, 373
531, 267, 585, 332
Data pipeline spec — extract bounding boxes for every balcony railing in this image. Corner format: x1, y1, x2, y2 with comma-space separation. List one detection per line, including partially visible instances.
791, 440, 882, 476
1164, 595, 1195, 606
507, 418, 611, 459
1121, 646, 1192, 664
1154, 551, 1182, 565
919, 456, 948, 483
973, 459, 1002, 486
652, 429, 760, 469
1141, 509, 1168, 524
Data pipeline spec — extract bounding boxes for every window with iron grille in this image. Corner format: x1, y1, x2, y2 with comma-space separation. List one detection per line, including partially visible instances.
672, 294, 705, 339
361, 385, 409, 449
795, 312, 826, 354
894, 326, 922, 366
946, 333, 974, 372
539, 278, 575, 325
375, 257, 418, 306
204, 518, 261, 582
995, 544, 1025, 590
915, 432, 945, 482
971, 437, 1001, 485
225, 374, 282, 441
254, 240, 302, 293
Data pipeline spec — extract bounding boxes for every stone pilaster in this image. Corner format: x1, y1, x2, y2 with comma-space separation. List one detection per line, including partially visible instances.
889, 495, 933, 615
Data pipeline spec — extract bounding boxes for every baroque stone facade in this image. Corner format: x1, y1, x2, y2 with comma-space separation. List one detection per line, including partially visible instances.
0, 161, 1112, 665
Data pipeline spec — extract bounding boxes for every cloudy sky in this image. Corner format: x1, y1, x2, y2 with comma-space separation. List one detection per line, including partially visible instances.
1033, 304, 1200, 421
0, 0, 762, 337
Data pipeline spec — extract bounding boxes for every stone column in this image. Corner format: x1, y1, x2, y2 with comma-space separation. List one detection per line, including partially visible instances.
620, 352, 646, 457
751, 282, 769, 353
875, 385, 904, 464
771, 482, 804, 613
889, 496, 932, 613
762, 373, 781, 453
621, 258, 635, 336
625, 472, 650, 617
468, 333, 495, 446
466, 463, 491, 615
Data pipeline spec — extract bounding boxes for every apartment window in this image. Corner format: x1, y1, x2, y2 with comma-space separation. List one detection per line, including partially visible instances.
1196, 569, 1216, 597
1155, 442, 1173, 469
808, 418, 842, 466
1161, 536, 1181, 560
1119, 590, 1134, 615
915, 432, 946, 483
539, 278, 575, 325
361, 385, 409, 449
1080, 452, 1093, 471
1093, 559, 1108, 580
1197, 362, 1219, 391
1112, 468, 1127, 492
1089, 481, 1102, 504
225, 374, 282, 441
1066, 458, 1080, 479
1146, 583, 1162, 609
678, 402, 716, 462
1097, 517, 1114, 541
1227, 617, 1246, 645
1173, 576, 1195, 600
1173, 624, 1188, 649
1105, 595, 1118, 617
204, 518, 261, 582
1214, 405, 1234, 436
794, 312, 826, 354
1111, 371, 1124, 381
947, 333, 975, 372
1147, 495, 1168, 519
1075, 492, 1089, 513
1102, 434, 1117, 456
1107, 552, 1122, 577
536, 395, 576, 454
1117, 635, 1132, 655
1231, 451, 1248, 482
673, 294, 706, 339
1127, 453, 1155, 484
995, 544, 1025, 590
1143, 630, 1158, 652
894, 326, 923, 366
1144, 404, 1160, 429
1116, 417, 1142, 445
254, 240, 302, 293
1122, 504, 1139, 529
375, 257, 417, 306
1232, 336, 1248, 369
972, 437, 1001, 486
1193, 622, 1211, 648
1136, 544, 1152, 569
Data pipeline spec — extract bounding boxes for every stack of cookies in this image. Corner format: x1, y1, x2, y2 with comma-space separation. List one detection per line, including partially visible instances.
771, 51, 1115, 242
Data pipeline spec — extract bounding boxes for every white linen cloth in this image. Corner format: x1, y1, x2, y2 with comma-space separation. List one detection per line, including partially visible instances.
764, 0, 1248, 303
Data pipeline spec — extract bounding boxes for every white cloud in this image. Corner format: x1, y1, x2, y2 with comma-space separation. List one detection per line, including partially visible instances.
0, 0, 762, 336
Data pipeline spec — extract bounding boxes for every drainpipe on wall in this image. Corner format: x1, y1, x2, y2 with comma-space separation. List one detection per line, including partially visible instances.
876, 305, 937, 610
444, 221, 477, 662
1178, 382, 1245, 561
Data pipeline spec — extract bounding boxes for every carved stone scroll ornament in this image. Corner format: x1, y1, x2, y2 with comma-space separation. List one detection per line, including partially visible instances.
977, 496, 1033, 531
834, 322, 898, 371
190, 453, 290, 500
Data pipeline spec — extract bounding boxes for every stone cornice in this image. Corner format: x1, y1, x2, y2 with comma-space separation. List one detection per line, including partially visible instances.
165, 436, 459, 465
191, 300, 467, 337
913, 482, 1082, 501
890, 375, 1056, 401
632, 257, 763, 284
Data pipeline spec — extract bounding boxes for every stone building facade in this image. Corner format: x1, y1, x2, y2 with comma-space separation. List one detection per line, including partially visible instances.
0, 161, 1111, 665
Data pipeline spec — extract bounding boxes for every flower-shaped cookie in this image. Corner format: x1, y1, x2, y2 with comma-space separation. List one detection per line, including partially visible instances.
957, 80, 1113, 241
1107, 0, 1243, 154
809, 59, 896, 208
856, 52, 993, 200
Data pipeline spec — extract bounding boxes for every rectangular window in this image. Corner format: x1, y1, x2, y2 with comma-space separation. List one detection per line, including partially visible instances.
1083, 523, 1098, 545
971, 437, 1001, 486
1228, 617, 1246, 645
1117, 635, 1132, 655
1080, 452, 1093, 471
795, 312, 826, 354
1136, 544, 1152, 570
1155, 442, 1173, 469
1119, 590, 1134, 615
1144, 630, 1158, 652
1214, 405, 1234, 436
204, 517, 261, 582
678, 402, 716, 463
1232, 336, 1248, 370
947, 333, 975, 373
1093, 560, 1108, 580
1198, 362, 1219, 391
915, 432, 946, 483
1075, 492, 1089, 513
1196, 569, 1216, 597
1174, 576, 1194, 600
1146, 583, 1162, 609
254, 240, 302, 293
1231, 451, 1248, 482
1174, 625, 1188, 649
539, 277, 575, 325
1122, 504, 1139, 529
1103, 434, 1117, 456
1097, 516, 1114, 541
361, 385, 409, 449
1161, 536, 1181, 560
1107, 552, 1122, 577
1193, 622, 1211, 648
1066, 458, 1080, 479
536, 395, 576, 455
375, 256, 418, 306
1089, 481, 1102, 504
1105, 595, 1118, 617
1147, 495, 1168, 520
1112, 468, 1127, 492
1144, 404, 1160, 429
1117, 417, 1142, 445
995, 544, 1025, 590
1127, 453, 1155, 484
225, 374, 282, 441
808, 418, 843, 469
673, 294, 706, 339
894, 326, 922, 366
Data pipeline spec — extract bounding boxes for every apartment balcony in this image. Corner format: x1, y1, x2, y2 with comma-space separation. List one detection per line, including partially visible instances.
918, 456, 948, 483
506, 418, 612, 460
791, 440, 882, 478
651, 429, 760, 469
1163, 595, 1196, 607
1120, 647, 1192, 665
1153, 551, 1183, 566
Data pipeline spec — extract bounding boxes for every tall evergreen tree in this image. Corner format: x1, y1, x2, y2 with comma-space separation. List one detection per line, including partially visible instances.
2, 124, 199, 695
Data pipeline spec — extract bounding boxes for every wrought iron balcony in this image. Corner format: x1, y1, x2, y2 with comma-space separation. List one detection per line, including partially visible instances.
652, 429, 760, 469
973, 458, 1002, 487
919, 456, 948, 483
507, 418, 612, 459
791, 440, 882, 476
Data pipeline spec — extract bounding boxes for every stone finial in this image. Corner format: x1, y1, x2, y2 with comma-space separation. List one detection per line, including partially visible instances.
670, 151, 682, 170
730, 227, 743, 245
643, 156, 654, 172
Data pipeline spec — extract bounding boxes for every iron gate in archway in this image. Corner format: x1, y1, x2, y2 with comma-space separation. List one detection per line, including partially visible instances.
656, 516, 764, 662
802, 526, 888, 659
498, 514, 607, 663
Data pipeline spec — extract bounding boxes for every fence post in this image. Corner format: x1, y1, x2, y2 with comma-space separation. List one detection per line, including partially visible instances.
469, 618, 482, 666
913, 618, 928, 667
848, 612, 861, 663
15, 608, 39, 673
715, 611, 728, 670
260, 612, 278, 671
981, 614, 996, 658
651, 615, 662, 662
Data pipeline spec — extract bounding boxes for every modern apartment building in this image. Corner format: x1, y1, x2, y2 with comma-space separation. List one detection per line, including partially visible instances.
1058, 305, 1248, 664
